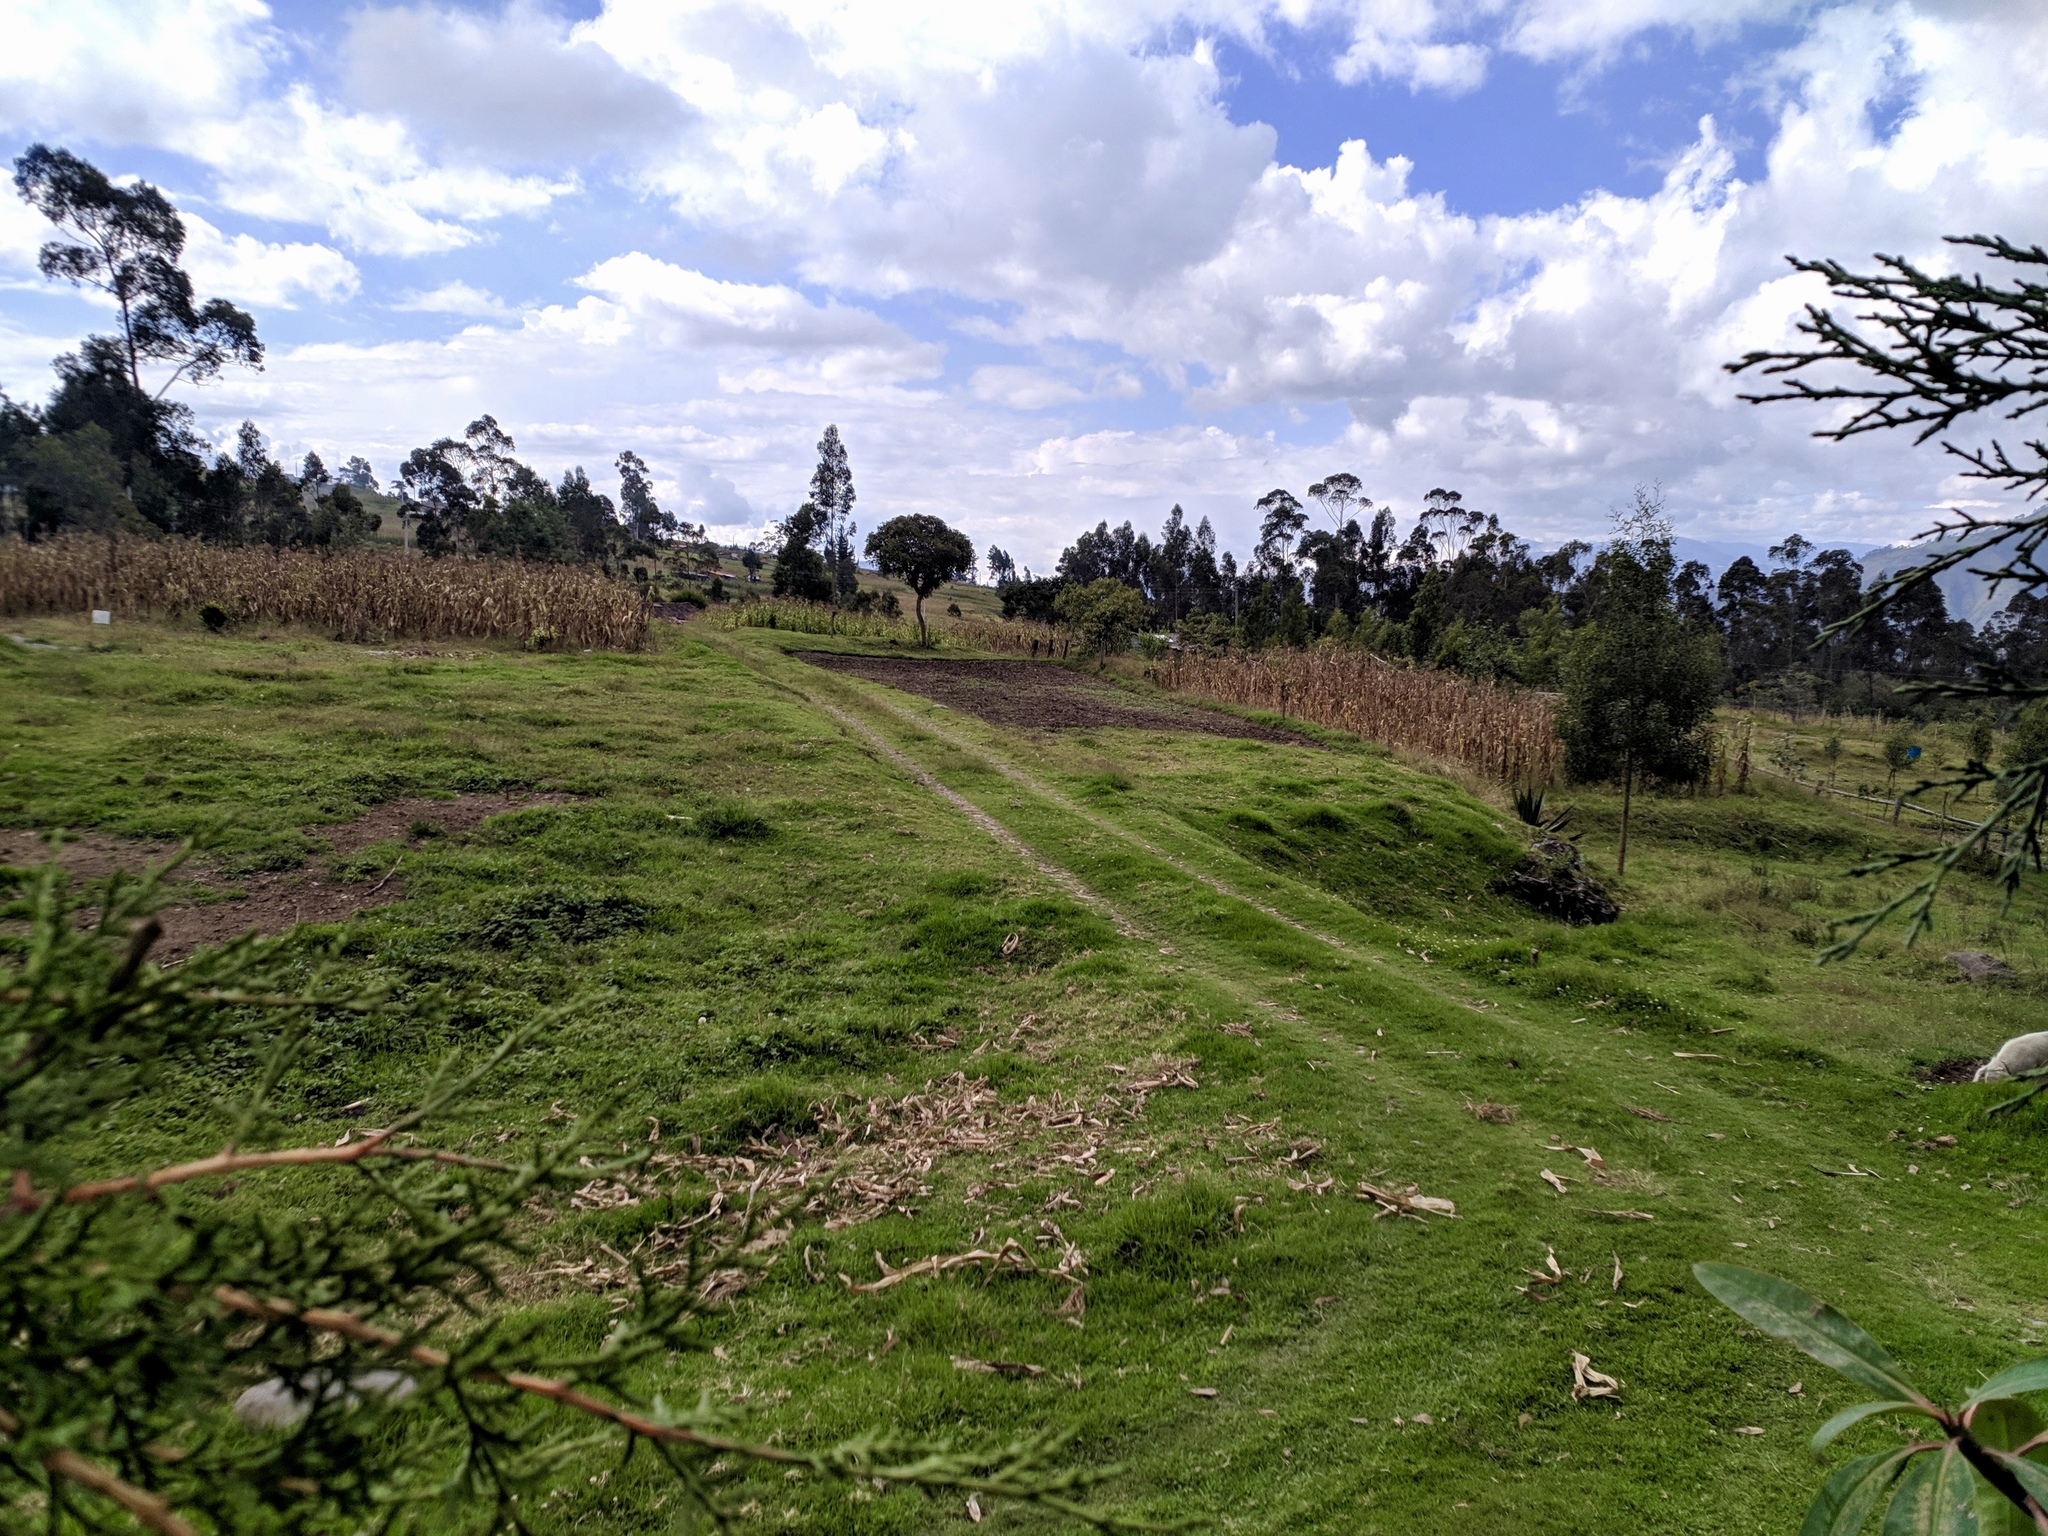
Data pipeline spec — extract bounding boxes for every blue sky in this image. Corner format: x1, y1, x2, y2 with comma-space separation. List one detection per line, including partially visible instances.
3, 1, 2045, 572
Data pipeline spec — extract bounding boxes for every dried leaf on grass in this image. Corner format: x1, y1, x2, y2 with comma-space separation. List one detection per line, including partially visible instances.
1570, 1352, 1621, 1402
1623, 1105, 1672, 1123
841, 1221, 1087, 1296
1464, 1099, 1518, 1125
1539, 1168, 1570, 1195
952, 1356, 1046, 1378
1355, 1181, 1456, 1220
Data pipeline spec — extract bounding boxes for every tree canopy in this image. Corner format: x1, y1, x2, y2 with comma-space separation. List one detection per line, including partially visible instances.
865, 513, 975, 644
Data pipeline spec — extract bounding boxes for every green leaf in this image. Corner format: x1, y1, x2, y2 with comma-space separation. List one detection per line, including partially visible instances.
1967, 1363, 2048, 1409
1969, 1400, 2047, 1454
1695, 1264, 1930, 1404
1883, 1445, 1978, 1536
1986, 1448, 2048, 1506
1816, 1402, 1928, 1456
1802, 1450, 1920, 1536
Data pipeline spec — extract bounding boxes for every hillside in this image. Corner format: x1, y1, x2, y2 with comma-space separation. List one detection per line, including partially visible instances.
3, 611, 2045, 1532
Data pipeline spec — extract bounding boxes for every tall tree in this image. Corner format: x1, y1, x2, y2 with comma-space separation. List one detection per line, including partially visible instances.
986, 545, 1018, 587
810, 424, 858, 597
337, 456, 380, 492
616, 450, 675, 545
14, 144, 261, 399
865, 513, 974, 645
1253, 489, 1305, 578
1558, 489, 1723, 876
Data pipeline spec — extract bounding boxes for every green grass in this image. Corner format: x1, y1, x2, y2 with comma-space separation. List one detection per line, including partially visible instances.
5, 611, 2048, 1533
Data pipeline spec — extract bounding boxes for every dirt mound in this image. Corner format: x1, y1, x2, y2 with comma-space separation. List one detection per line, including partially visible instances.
2, 792, 566, 959
799, 653, 1312, 743
1495, 836, 1619, 925
1914, 1057, 1986, 1085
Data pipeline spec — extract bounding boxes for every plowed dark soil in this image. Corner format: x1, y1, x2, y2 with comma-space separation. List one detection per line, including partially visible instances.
2, 793, 566, 959
798, 653, 1311, 744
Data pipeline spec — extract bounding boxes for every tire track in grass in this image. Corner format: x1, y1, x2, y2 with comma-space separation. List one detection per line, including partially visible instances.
808, 694, 1140, 938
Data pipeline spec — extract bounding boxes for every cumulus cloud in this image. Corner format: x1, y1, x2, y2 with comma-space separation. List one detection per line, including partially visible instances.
390, 281, 510, 317
0, 0, 578, 255
341, 2, 696, 166
181, 215, 361, 307
8, 0, 2048, 566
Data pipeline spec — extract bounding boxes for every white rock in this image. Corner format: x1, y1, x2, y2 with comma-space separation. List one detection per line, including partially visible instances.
1974, 1032, 2048, 1083
233, 1369, 416, 1430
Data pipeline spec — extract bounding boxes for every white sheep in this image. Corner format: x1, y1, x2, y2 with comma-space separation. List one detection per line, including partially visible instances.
1974, 1031, 2048, 1083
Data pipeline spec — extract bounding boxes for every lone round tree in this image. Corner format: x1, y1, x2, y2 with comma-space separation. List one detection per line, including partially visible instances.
865, 514, 975, 645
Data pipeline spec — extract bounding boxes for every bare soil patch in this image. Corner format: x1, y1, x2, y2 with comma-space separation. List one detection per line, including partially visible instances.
2, 792, 567, 959
1914, 1056, 1985, 1085
798, 652, 1312, 743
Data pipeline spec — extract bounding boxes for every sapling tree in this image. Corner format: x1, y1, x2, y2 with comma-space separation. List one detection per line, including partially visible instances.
1557, 489, 1722, 875
1696, 1265, 2048, 1533
1055, 579, 1151, 669
1730, 235, 2048, 953
0, 855, 1146, 1534
865, 513, 975, 645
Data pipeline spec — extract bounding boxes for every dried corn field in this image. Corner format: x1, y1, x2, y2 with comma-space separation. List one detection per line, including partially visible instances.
0, 535, 647, 650
1153, 647, 1560, 784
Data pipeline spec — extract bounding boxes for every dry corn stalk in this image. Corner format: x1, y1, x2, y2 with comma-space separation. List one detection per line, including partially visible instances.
0, 535, 647, 650
1151, 646, 1559, 784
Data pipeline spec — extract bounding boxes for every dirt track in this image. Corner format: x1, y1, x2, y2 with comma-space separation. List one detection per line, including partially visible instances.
2, 792, 564, 958
797, 653, 1310, 744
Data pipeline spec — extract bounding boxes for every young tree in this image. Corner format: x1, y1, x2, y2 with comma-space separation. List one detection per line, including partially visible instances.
1729, 234, 2048, 949
740, 546, 762, 583
1558, 490, 1723, 876
14, 145, 263, 401
811, 425, 858, 597
1055, 578, 1152, 669
865, 513, 975, 645
771, 502, 834, 602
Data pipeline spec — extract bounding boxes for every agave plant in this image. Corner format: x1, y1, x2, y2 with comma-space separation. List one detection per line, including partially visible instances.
1513, 782, 1574, 834
1695, 1264, 2048, 1533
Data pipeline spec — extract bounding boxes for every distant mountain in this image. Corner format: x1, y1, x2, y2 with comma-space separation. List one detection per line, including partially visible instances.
1860, 534, 2017, 627
1667, 536, 1879, 576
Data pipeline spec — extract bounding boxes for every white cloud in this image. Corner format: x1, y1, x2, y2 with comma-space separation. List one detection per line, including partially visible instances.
391, 281, 510, 317
7, 0, 2048, 567
341, 2, 695, 165
182, 215, 360, 307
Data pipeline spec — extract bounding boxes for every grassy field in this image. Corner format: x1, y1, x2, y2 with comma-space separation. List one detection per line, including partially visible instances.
4, 612, 2046, 1533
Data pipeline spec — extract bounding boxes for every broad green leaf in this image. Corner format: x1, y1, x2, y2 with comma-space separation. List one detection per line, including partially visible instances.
1882, 1445, 1978, 1536
1969, 1400, 2047, 1454
1985, 1448, 2048, 1507
1967, 1363, 2048, 1409
1817, 1402, 1928, 1456
1803, 1450, 1920, 1536
1696, 1264, 1929, 1404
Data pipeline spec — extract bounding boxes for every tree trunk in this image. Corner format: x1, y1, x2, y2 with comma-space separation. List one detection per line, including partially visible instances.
914, 591, 927, 647
1617, 750, 1634, 877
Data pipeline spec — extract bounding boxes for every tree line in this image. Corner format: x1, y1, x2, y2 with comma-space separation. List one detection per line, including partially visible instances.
994, 479, 2039, 720
0, 145, 705, 572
